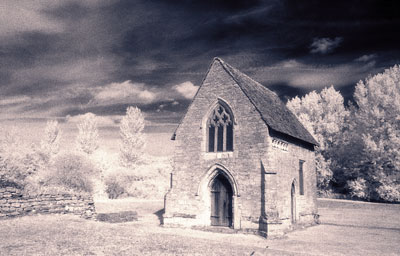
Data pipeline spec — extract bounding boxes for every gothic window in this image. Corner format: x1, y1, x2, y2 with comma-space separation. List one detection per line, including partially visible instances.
207, 104, 234, 152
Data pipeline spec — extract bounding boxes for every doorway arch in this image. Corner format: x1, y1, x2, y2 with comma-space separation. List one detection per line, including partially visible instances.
210, 174, 233, 226
197, 164, 239, 229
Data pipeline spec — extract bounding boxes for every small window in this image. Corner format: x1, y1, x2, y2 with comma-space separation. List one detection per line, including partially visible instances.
207, 104, 234, 152
299, 160, 305, 195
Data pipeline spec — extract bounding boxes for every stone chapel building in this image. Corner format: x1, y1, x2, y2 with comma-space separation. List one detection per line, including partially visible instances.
163, 58, 318, 236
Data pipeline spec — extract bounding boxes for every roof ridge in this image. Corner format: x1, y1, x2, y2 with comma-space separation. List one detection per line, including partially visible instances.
217, 58, 318, 146
172, 57, 318, 145
171, 58, 218, 140
216, 58, 282, 101
216, 58, 273, 130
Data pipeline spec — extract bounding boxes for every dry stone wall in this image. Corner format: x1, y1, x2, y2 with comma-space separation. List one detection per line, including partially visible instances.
0, 187, 96, 219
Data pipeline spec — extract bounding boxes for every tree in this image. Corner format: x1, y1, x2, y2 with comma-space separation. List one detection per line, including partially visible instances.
343, 65, 400, 201
287, 86, 349, 192
76, 113, 99, 154
0, 128, 42, 188
40, 120, 62, 160
119, 106, 145, 167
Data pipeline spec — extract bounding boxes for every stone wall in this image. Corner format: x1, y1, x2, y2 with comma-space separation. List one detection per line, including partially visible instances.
164, 59, 318, 237
164, 59, 271, 230
0, 187, 96, 219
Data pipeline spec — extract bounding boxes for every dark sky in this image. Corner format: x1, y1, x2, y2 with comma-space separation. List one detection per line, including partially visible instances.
1, 0, 399, 123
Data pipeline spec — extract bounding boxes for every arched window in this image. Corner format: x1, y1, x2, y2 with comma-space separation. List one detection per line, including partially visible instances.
207, 103, 234, 152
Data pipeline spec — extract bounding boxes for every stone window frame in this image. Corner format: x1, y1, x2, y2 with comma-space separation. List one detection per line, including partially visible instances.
202, 98, 236, 158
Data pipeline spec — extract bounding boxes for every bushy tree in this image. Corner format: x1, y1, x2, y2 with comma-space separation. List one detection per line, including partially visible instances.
119, 106, 145, 167
43, 152, 99, 194
0, 128, 42, 188
287, 86, 349, 192
76, 113, 99, 154
342, 65, 400, 201
40, 120, 62, 161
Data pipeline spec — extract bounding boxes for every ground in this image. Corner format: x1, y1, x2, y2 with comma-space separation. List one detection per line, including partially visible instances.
0, 198, 399, 255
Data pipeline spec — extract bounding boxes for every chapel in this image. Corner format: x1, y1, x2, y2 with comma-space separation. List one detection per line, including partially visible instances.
163, 58, 318, 236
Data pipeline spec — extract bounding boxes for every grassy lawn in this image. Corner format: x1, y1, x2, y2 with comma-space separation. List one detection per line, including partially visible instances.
0, 199, 399, 255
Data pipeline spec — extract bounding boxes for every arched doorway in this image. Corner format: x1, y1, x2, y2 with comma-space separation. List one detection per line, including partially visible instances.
210, 174, 233, 227
291, 182, 296, 224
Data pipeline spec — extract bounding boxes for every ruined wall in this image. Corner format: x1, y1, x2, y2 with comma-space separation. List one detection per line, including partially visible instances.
0, 187, 96, 219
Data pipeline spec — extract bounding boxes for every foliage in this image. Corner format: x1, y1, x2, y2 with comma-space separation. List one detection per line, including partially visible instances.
287, 86, 348, 191
347, 177, 369, 199
0, 128, 44, 188
376, 182, 400, 202
40, 120, 62, 161
76, 113, 99, 154
333, 65, 400, 201
119, 106, 145, 167
104, 174, 127, 199
103, 156, 171, 199
44, 152, 99, 193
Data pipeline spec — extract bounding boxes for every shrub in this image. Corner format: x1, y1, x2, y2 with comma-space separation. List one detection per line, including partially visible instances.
105, 175, 126, 199
0, 129, 44, 188
376, 183, 400, 202
47, 152, 99, 193
347, 177, 369, 200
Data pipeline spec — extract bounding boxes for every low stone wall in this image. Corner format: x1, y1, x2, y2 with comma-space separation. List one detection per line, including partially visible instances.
0, 187, 96, 219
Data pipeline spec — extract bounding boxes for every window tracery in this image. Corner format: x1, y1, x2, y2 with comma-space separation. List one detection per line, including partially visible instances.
207, 104, 233, 152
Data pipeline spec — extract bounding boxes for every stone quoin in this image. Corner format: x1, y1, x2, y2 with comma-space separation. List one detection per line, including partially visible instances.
163, 58, 319, 237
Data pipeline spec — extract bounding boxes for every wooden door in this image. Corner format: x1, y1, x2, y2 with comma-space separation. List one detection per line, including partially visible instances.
211, 175, 232, 227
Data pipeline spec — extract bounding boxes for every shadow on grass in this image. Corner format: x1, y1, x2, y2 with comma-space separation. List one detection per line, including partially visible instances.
154, 208, 164, 225
321, 222, 400, 232
97, 211, 138, 223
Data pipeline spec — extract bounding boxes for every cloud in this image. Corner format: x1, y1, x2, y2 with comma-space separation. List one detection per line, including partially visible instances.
173, 81, 198, 99
249, 59, 380, 89
0, 1, 65, 37
355, 54, 376, 62
66, 113, 120, 127
310, 37, 343, 54
0, 96, 31, 106
92, 80, 157, 105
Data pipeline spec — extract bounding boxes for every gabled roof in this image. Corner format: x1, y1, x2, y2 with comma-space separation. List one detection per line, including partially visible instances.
172, 57, 318, 146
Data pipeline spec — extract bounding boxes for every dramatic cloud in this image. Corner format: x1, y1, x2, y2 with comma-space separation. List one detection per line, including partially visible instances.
355, 54, 376, 62
173, 81, 199, 99
310, 37, 343, 54
250, 59, 381, 89
92, 80, 157, 105
0, 0, 399, 125
0, 1, 64, 37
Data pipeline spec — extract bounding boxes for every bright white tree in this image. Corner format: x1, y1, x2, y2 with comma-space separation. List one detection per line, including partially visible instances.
287, 86, 349, 191
40, 120, 61, 159
119, 106, 145, 167
76, 113, 99, 154
346, 65, 400, 201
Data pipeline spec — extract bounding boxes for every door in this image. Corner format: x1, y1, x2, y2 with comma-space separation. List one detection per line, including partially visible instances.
210, 174, 233, 227
291, 183, 296, 224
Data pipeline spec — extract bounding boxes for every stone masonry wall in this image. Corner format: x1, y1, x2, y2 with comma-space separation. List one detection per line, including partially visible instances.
164, 60, 271, 230
164, 59, 318, 236
264, 133, 317, 232
0, 187, 96, 219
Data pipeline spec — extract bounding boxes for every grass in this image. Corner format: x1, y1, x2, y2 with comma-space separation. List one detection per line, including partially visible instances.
0, 198, 399, 255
